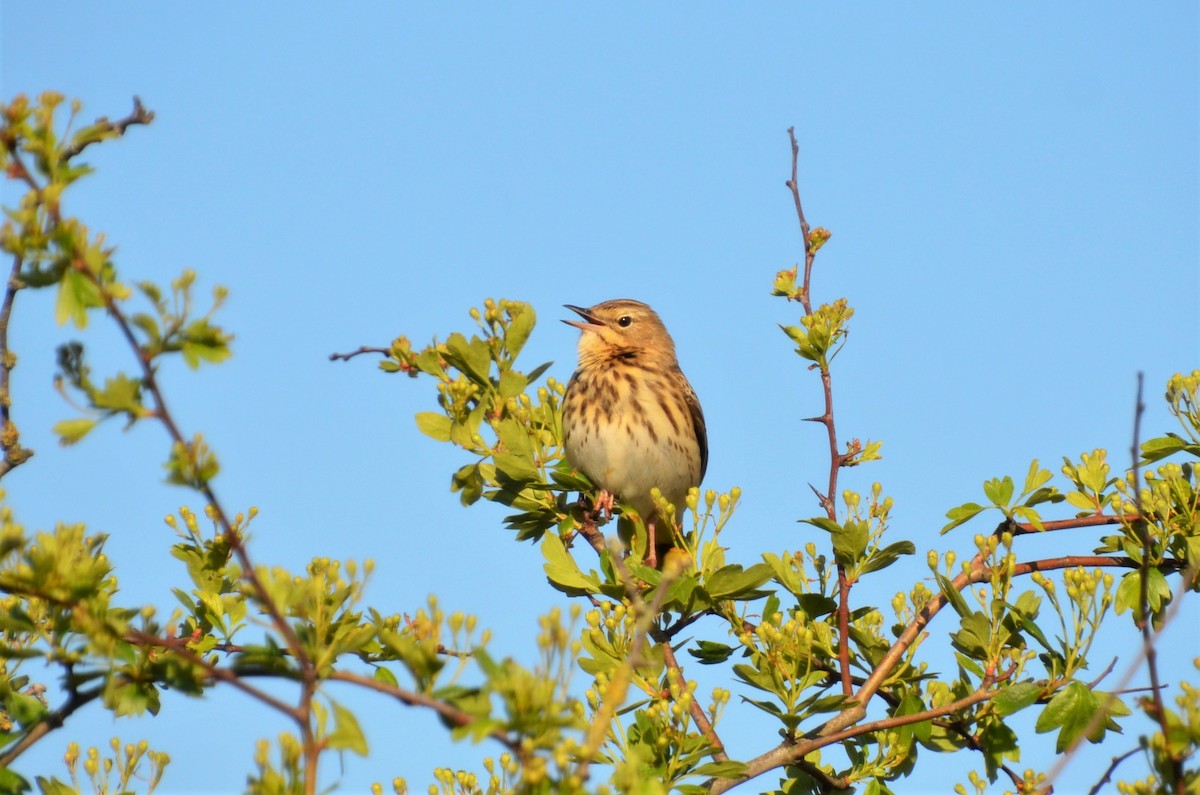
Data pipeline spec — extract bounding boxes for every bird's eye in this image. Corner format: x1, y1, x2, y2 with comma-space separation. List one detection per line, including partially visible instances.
617, 316, 633, 328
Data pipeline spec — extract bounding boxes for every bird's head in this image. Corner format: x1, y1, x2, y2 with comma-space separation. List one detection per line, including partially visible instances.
563, 299, 677, 366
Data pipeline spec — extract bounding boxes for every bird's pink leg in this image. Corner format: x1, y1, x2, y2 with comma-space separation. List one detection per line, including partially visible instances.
596, 490, 616, 519
646, 519, 659, 568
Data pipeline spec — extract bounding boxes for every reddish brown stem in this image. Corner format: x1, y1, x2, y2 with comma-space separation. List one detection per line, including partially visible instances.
0, 252, 32, 479
661, 641, 729, 762
785, 127, 853, 696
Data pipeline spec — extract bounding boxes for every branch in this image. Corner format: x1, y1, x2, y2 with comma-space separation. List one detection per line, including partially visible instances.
1128, 372, 1180, 793
575, 553, 678, 783
789, 758, 852, 791
785, 127, 852, 697
934, 715, 1024, 790
328, 345, 390, 363
659, 639, 728, 762
95, 281, 311, 674
59, 96, 155, 161
0, 685, 102, 767
709, 682, 1003, 794
1010, 513, 1140, 536
1041, 375, 1199, 792
1086, 746, 1143, 795
328, 669, 526, 760
125, 629, 301, 720
0, 252, 33, 479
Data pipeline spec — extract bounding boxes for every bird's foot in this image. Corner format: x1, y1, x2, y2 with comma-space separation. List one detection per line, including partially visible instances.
646, 519, 659, 568
596, 490, 616, 520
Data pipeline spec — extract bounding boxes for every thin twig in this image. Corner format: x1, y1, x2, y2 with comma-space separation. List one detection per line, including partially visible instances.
0, 252, 32, 479
1086, 747, 1142, 795
785, 126, 852, 697
328, 669, 527, 761
0, 685, 102, 767
575, 553, 678, 783
95, 278, 311, 672
1128, 373, 1178, 792
126, 629, 301, 719
659, 640, 729, 762
934, 715, 1024, 790
328, 345, 390, 362
59, 96, 155, 160
1041, 375, 1196, 794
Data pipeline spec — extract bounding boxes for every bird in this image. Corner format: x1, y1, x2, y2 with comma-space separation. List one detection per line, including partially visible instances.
561, 299, 707, 567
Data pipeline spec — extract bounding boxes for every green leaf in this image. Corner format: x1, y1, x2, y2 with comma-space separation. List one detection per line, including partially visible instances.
1011, 505, 1045, 530
415, 412, 452, 442
935, 572, 972, 618
497, 369, 527, 398
992, 681, 1043, 716
525, 360, 553, 384
451, 463, 484, 506
327, 701, 369, 756
445, 333, 491, 384
800, 516, 842, 535
692, 761, 748, 779
796, 593, 837, 619
983, 476, 1014, 509
978, 718, 1020, 782
705, 563, 773, 600
762, 552, 806, 597
5, 690, 47, 725
941, 502, 986, 534
1035, 680, 1103, 752
93, 373, 142, 413
860, 540, 915, 574
950, 611, 989, 658
1021, 459, 1053, 496
831, 520, 869, 566
687, 641, 735, 665
1141, 433, 1200, 462
52, 417, 97, 445
504, 303, 535, 358
494, 451, 538, 484
54, 269, 103, 328
541, 534, 599, 595
180, 320, 233, 369
1113, 568, 1172, 616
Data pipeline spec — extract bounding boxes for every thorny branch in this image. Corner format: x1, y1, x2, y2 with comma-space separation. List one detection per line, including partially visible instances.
785, 126, 853, 698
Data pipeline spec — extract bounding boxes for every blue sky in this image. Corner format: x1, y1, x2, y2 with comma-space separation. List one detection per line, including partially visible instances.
2, 4, 1197, 793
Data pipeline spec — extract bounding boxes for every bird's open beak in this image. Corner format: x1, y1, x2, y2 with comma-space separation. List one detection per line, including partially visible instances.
562, 304, 604, 332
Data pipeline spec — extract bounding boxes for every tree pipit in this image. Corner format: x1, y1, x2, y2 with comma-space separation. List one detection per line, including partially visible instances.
561, 299, 708, 567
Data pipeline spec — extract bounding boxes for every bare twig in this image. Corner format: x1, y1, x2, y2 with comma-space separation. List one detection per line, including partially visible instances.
0, 252, 33, 479
95, 278, 311, 672
59, 96, 155, 161
785, 127, 852, 697
1086, 747, 1143, 795
1128, 374, 1177, 794
328, 669, 528, 761
935, 715, 1024, 790
660, 640, 729, 762
328, 345, 390, 362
